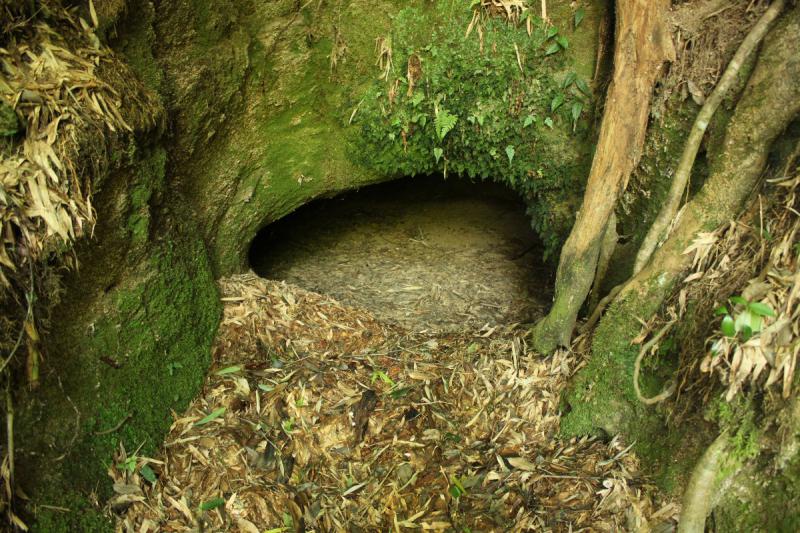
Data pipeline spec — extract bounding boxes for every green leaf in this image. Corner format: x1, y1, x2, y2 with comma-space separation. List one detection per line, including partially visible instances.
729, 295, 749, 306
544, 117, 554, 129
505, 145, 515, 165
215, 365, 242, 376
523, 114, 535, 128
748, 302, 776, 317
435, 109, 458, 140
258, 383, 274, 392
140, 464, 157, 484
721, 315, 735, 337
200, 498, 225, 511
556, 36, 569, 50
544, 43, 561, 56
740, 324, 753, 341
735, 310, 753, 335
562, 72, 577, 89
571, 102, 583, 127
195, 407, 226, 426
371, 370, 395, 387
546, 26, 558, 39
714, 306, 729, 316
574, 7, 585, 28
749, 313, 763, 334
575, 78, 590, 95
283, 512, 294, 528
434, 147, 443, 163
550, 94, 565, 112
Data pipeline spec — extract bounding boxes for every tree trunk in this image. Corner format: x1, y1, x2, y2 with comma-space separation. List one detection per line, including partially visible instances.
530, 0, 674, 354
562, 2, 800, 438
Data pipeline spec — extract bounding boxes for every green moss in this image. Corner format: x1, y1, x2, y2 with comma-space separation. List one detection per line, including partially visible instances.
352, 3, 595, 256
0, 99, 20, 137
110, 0, 163, 94
561, 281, 708, 493
714, 454, 800, 532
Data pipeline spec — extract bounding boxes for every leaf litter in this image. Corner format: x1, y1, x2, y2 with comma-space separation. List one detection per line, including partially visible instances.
112, 274, 677, 531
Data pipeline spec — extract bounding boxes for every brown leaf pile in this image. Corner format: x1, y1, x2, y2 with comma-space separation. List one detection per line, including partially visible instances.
113, 274, 676, 532
0, 1, 157, 288
690, 172, 800, 400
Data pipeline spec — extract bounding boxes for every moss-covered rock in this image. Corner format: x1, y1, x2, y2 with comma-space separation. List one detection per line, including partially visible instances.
353, 2, 601, 256
15, 137, 221, 529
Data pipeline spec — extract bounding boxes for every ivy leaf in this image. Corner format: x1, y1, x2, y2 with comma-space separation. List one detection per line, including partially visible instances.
434, 147, 444, 163
571, 102, 583, 131
721, 315, 735, 337
505, 145, 515, 165
562, 72, 577, 89
544, 117, 554, 129
544, 43, 561, 56
575, 78, 591, 95
574, 7, 585, 28
140, 464, 157, 484
550, 94, 565, 112
435, 109, 458, 140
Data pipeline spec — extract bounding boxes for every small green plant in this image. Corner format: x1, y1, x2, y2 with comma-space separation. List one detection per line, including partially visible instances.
449, 475, 467, 499
715, 295, 776, 342
371, 369, 395, 387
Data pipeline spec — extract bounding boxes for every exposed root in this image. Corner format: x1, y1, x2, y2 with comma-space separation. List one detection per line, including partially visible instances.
677, 432, 731, 533
634, 0, 787, 274
633, 321, 677, 405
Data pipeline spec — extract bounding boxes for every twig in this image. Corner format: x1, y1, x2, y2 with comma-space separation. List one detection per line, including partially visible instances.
634, 0, 786, 274
94, 412, 133, 435
633, 321, 676, 405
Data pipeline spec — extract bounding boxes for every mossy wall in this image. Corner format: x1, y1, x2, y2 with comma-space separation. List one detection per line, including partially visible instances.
12, 1, 605, 529
147, 0, 604, 273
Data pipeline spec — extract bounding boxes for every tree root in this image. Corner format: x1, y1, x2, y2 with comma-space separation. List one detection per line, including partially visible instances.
677, 432, 731, 532
634, 0, 786, 275
633, 321, 676, 405
528, 0, 674, 354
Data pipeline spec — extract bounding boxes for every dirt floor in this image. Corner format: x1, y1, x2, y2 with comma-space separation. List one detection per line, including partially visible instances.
249, 177, 553, 332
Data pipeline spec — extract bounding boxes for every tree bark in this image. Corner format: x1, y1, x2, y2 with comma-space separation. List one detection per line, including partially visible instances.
633, 0, 786, 275
563, 2, 800, 438
530, 0, 674, 354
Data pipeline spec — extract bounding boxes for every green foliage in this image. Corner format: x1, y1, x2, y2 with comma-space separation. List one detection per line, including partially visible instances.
352, 4, 593, 256
714, 296, 776, 342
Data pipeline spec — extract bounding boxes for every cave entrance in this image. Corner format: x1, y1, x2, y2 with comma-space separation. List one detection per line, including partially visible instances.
248, 175, 554, 331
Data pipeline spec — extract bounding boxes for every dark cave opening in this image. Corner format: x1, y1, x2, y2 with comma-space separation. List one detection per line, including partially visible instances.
248, 175, 554, 331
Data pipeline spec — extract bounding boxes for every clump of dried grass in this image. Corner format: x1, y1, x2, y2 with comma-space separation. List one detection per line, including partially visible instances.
0, 0, 157, 289
113, 274, 676, 532
0, 2, 160, 529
